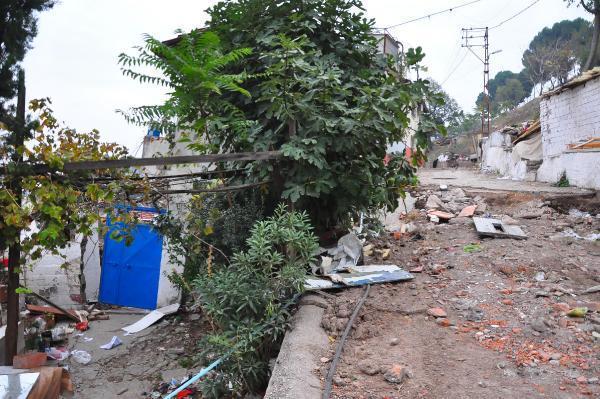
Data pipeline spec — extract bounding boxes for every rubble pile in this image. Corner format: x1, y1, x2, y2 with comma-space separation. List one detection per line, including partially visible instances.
318, 184, 600, 398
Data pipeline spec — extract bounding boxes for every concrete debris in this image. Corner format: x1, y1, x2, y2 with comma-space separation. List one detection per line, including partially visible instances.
427, 308, 447, 318
338, 233, 363, 265
473, 217, 527, 239
556, 228, 600, 241
500, 215, 519, 225
581, 285, 600, 295
458, 205, 477, 218
425, 195, 446, 210
427, 210, 455, 222
358, 361, 380, 376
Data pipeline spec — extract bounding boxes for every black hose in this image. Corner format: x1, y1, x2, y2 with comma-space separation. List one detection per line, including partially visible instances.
322, 284, 371, 399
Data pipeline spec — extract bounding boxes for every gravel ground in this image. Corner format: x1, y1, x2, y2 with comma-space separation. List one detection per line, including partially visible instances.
317, 183, 600, 399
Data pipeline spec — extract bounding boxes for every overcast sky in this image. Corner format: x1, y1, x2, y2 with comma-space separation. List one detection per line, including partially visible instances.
23, 0, 590, 152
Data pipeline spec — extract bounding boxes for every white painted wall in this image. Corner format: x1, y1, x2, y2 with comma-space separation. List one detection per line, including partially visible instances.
481, 131, 541, 181
22, 233, 100, 308
155, 237, 184, 308
538, 76, 600, 189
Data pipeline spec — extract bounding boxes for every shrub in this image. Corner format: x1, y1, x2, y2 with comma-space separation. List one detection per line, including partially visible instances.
194, 204, 318, 397
554, 171, 570, 187
155, 188, 264, 293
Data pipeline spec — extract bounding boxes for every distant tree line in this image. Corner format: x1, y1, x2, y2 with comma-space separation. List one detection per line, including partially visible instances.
476, 18, 596, 114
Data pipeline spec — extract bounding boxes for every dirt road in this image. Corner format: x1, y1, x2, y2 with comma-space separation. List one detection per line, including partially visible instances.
318, 177, 599, 399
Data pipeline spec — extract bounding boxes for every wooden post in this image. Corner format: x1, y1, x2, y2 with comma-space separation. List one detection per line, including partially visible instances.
5, 70, 25, 365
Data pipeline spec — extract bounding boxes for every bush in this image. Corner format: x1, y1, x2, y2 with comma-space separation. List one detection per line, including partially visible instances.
155, 188, 264, 293
194, 204, 318, 397
554, 171, 570, 187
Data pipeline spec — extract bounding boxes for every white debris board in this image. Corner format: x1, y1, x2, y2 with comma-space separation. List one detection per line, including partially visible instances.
473, 217, 527, 239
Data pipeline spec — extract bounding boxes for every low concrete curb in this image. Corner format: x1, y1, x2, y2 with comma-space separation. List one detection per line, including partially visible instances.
264, 294, 329, 399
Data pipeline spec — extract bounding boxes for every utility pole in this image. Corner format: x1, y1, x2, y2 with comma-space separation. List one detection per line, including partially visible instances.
5, 69, 25, 365
462, 27, 491, 138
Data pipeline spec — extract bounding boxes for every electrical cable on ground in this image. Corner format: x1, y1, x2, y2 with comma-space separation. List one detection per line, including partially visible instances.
489, 0, 542, 30
322, 284, 371, 399
384, 0, 485, 29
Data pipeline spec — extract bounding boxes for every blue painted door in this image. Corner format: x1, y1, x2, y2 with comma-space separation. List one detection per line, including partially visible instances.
99, 210, 163, 310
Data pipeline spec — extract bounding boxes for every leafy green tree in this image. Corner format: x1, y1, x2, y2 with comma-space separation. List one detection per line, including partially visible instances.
118, 30, 253, 150
0, 0, 55, 120
428, 80, 464, 131
495, 78, 527, 112
123, 0, 443, 230
522, 18, 592, 92
565, 1, 600, 70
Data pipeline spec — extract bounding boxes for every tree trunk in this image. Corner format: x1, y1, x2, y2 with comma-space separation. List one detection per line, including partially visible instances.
5, 70, 25, 366
79, 236, 88, 304
583, 12, 600, 71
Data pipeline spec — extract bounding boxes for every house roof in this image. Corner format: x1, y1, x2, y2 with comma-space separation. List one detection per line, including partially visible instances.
542, 67, 600, 99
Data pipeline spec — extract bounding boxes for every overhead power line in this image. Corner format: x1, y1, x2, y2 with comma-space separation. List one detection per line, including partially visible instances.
441, 50, 469, 85
384, 0, 485, 29
489, 0, 542, 30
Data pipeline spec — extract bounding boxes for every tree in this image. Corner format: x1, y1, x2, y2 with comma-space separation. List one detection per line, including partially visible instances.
522, 44, 555, 95
0, 0, 55, 119
495, 78, 526, 112
565, 0, 600, 70
428, 80, 464, 131
0, 98, 141, 364
121, 0, 443, 230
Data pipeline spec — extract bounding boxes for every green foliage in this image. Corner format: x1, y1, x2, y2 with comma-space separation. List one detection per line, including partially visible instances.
473, 18, 596, 107
564, 0, 600, 70
117, 29, 254, 146
522, 18, 594, 94
194, 205, 318, 397
203, 0, 444, 229
494, 78, 527, 113
122, 0, 444, 230
463, 243, 482, 253
0, 99, 139, 264
554, 171, 570, 187
155, 189, 265, 290
428, 80, 464, 130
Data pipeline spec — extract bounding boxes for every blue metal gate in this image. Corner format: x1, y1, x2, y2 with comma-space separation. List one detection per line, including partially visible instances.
99, 207, 163, 310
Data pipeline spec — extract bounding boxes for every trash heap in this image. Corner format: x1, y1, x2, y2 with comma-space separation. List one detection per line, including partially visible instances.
307, 232, 414, 290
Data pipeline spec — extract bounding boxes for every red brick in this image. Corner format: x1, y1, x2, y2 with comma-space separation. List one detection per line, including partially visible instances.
13, 352, 46, 369
427, 307, 447, 318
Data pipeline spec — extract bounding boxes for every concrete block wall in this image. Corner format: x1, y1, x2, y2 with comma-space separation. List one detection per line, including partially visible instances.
538, 77, 600, 189
540, 78, 600, 158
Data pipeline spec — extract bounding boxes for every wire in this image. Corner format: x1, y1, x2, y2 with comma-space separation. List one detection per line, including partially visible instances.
489, 0, 542, 30
441, 50, 469, 85
322, 284, 371, 399
384, 0, 485, 29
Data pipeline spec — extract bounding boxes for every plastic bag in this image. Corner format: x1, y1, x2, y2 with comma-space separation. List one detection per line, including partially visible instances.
71, 350, 92, 365
46, 347, 69, 361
